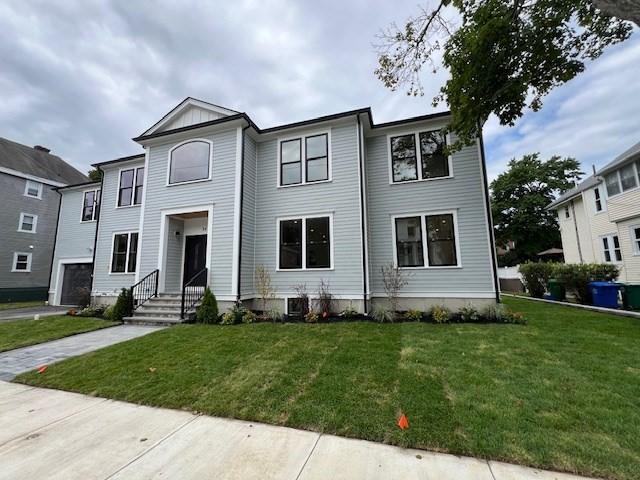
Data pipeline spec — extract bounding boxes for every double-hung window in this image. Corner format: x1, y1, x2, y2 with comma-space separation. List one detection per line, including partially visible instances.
390, 130, 450, 183
12, 252, 32, 272
394, 212, 459, 268
631, 225, 640, 255
18, 213, 37, 233
24, 180, 43, 199
118, 167, 144, 206
278, 216, 331, 269
619, 163, 638, 192
605, 161, 640, 197
594, 187, 603, 212
111, 232, 138, 273
82, 189, 100, 222
279, 133, 329, 186
601, 234, 622, 263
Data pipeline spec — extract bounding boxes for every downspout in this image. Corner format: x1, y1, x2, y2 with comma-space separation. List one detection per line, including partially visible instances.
47, 189, 63, 304
88, 167, 104, 296
236, 124, 250, 302
356, 114, 369, 313
570, 199, 584, 263
477, 126, 501, 303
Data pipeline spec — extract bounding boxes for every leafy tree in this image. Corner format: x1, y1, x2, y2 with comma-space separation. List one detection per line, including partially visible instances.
490, 154, 582, 263
88, 168, 102, 182
375, 0, 634, 147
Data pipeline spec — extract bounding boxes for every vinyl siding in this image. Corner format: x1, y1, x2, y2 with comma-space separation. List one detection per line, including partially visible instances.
617, 216, 640, 283
241, 135, 257, 295
254, 122, 364, 297
365, 129, 494, 297
138, 128, 238, 296
0, 172, 60, 289
164, 217, 184, 292
91, 162, 142, 295
49, 187, 97, 302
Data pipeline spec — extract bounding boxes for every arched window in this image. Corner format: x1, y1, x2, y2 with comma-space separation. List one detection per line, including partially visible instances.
168, 140, 211, 184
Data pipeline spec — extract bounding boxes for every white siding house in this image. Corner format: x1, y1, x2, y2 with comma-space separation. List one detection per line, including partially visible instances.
48, 97, 499, 319
548, 140, 640, 283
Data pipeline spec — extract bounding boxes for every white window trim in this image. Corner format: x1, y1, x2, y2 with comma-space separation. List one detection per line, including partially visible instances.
593, 186, 606, 214
605, 160, 640, 199
391, 210, 462, 269
24, 180, 43, 199
109, 231, 139, 275
277, 130, 332, 188
166, 138, 213, 187
387, 130, 453, 185
276, 213, 334, 271
17, 212, 38, 233
116, 165, 144, 208
600, 233, 623, 264
80, 188, 100, 223
12, 252, 32, 272
630, 224, 640, 256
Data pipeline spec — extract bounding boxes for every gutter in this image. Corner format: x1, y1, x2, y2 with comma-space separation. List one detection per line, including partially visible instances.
477, 127, 501, 303
570, 199, 584, 263
236, 124, 250, 302
356, 114, 369, 313
88, 167, 104, 295
47, 190, 63, 303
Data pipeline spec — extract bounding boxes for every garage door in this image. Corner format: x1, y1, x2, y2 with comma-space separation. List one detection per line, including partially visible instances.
60, 263, 93, 305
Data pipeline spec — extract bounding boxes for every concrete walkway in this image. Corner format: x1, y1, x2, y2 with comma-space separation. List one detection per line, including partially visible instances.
0, 306, 68, 322
0, 382, 593, 480
0, 325, 163, 381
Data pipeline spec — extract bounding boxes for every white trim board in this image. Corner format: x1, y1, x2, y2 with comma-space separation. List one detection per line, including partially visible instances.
231, 127, 243, 297
53, 257, 93, 306
1, 166, 66, 188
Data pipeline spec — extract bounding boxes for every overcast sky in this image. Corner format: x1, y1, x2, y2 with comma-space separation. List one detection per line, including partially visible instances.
1, 1, 638, 182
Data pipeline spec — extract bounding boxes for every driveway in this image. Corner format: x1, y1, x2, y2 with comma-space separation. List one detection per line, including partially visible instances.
0, 325, 163, 381
0, 306, 68, 322
0, 382, 592, 480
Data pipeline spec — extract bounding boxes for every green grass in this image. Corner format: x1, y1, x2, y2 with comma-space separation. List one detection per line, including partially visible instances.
0, 316, 117, 352
0, 300, 45, 311
16, 298, 640, 479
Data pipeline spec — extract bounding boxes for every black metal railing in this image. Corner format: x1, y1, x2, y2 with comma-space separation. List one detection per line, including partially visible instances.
130, 269, 159, 310
181, 267, 207, 319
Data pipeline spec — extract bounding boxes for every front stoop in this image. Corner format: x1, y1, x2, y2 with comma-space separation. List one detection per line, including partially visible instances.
124, 293, 197, 326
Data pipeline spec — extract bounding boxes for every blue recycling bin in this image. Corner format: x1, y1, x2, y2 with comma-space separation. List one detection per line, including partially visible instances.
588, 282, 620, 309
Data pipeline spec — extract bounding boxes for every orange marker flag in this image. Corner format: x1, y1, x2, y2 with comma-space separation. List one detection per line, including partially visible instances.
37, 365, 48, 374
397, 413, 409, 430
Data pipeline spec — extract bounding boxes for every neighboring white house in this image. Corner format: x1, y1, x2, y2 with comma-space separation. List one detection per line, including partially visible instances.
548, 140, 640, 283
48, 97, 499, 322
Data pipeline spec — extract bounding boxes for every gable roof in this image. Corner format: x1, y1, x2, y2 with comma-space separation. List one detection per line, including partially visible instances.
597, 139, 640, 175
547, 175, 599, 210
0, 137, 88, 186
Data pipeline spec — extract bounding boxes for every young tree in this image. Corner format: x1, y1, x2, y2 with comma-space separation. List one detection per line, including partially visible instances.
375, 1, 633, 147
381, 263, 409, 314
490, 153, 582, 263
255, 265, 274, 316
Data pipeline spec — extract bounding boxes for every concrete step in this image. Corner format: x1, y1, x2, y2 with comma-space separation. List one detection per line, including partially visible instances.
134, 310, 181, 318
138, 302, 183, 310
123, 316, 185, 327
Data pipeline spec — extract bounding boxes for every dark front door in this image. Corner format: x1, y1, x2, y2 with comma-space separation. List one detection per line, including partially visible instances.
61, 263, 93, 305
183, 235, 207, 286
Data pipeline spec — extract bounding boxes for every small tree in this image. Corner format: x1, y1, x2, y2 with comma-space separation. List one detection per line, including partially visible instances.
381, 263, 408, 315
108, 288, 133, 321
291, 283, 309, 318
196, 287, 219, 324
256, 265, 275, 316
316, 279, 333, 318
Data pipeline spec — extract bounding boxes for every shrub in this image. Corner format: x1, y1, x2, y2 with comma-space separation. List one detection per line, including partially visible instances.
77, 305, 106, 318
220, 311, 236, 325
75, 287, 91, 309
108, 288, 133, 321
403, 309, 423, 322
305, 310, 319, 323
431, 305, 451, 324
316, 280, 333, 316
227, 302, 247, 324
267, 308, 283, 323
103, 305, 114, 321
519, 262, 556, 298
503, 310, 527, 325
291, 284, 310, 318
482, 303, 507, 322
242, 310, 257, 324
459, 304, 480, 322
554, 263, 619, 304
340, 303, 358, 320
195, 288, 219, 324
381, 262, 408, 314
371, 305, 395, 323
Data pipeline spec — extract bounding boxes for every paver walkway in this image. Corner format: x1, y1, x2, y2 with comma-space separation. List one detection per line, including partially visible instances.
0, 381, 594, 480
0, 325, 163, 380
0, 306, 68, 322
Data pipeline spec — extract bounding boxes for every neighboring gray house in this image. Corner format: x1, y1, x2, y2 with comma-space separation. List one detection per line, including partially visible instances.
0, 138, 88, 302
49, 98, 498, 322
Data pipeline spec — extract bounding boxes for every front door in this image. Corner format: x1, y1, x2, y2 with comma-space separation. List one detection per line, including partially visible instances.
183, 235, 207, 286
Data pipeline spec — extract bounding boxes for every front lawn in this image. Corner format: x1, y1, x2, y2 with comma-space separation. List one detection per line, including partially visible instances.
0, 316, 117, 352
16, 297, 640, 480
0, 300, 45, 311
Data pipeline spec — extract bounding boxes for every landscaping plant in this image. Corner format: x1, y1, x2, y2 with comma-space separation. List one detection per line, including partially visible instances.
519, 262, 555, 298
195, 287, 219, 324
316, 280, 333, 318
256, 265, 275, 317
242, 310, 257, 324
459, 304, 480, 322
291, 283, 310, 318
554, 263, 619, 304
340, 303, 358, 320
304, 310, 319, 323
403, 309, 423, 322
371, 305, 395, 323
381, 262, 408, 318
108, 288, 133, 321
220, 311, 236, 325
430, 305, 451, 324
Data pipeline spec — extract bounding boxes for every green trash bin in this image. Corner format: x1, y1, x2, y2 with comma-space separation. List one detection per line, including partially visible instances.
548, 279, 566, 301
620, 284, 640, 310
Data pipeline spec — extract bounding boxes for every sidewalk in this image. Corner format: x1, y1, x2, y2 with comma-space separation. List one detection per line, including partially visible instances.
0, 381, 593, 480
0, 325, 163, 381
